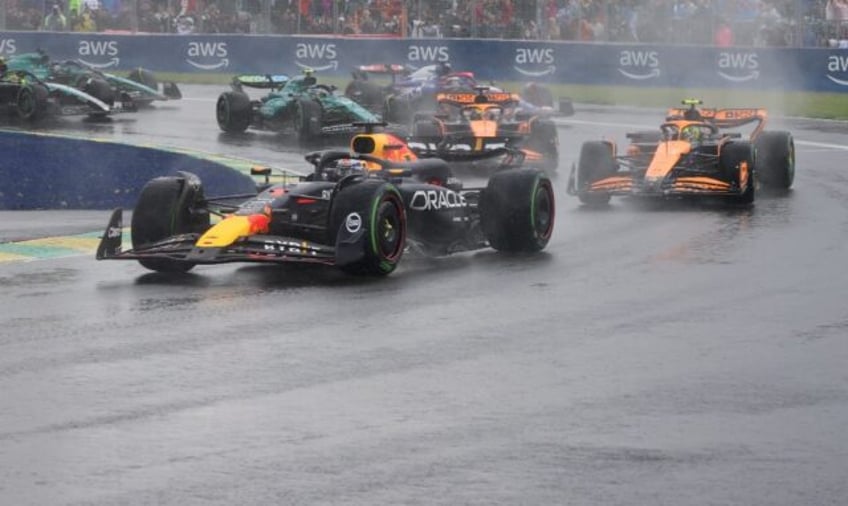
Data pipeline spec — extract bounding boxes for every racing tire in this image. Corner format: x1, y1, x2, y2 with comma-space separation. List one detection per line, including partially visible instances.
216, 91, 251, 133
329, 180, 406, 276
344, 80, 383, 109
527, 118, 559, 174
754, 131, 795, 190
482, 168, 555, 253
131, 173, 210, 273
411, 116, 443, 142
15, 84, 49, 121
295, 98, 322, 147
576, 141, 616, 206
384, 95, 412, 124
719, 141, 756, 205
521, 83, 554, 108
127, 68, 159, 91
78, 76, 116, 108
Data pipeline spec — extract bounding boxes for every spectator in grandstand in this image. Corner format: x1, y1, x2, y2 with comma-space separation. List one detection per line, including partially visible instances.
826, 0, 848, 21
174, 13, 195, 34
42, 2, 68, 31
71, 6, 97, 32
714, 16, 734, 46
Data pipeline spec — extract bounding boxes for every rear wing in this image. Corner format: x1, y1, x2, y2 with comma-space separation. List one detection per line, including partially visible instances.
352, 64, 410, 83
666, 107, 768, 137
436, 91, 521, 107
355, 64, 409, 75
232, 74, 289, 90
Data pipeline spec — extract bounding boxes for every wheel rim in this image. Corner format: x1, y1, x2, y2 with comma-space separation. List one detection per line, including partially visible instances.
373, 195, 404, 262
18, 88, 35, 118
531, 180, 555, 240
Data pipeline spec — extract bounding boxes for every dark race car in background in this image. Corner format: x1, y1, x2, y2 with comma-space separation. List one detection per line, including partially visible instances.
345, 63, 570, 124
0, 69, 125, 120
216, 70, 382, 146
5, 51, 179, 110
97, 125, 555, 276
408, 89, 560, 174
568, 99, 795, 206
344, 63, 412, 113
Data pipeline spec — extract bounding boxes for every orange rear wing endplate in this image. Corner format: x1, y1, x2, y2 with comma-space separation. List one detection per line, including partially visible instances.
667, 107, 767, 131
437, 92, 521, 106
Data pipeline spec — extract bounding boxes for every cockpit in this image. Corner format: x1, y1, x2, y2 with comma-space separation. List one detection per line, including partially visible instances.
461, 105, 503, 122
660, 122, 717, 142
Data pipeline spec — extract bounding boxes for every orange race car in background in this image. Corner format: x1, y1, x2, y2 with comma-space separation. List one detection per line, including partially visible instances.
406, 88, 559, 174
567, 99, 795, 205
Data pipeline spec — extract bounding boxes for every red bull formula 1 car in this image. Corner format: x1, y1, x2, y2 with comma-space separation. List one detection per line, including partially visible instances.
567, 99, 795, 205
96, 124, 555, 276
408, 88, 559, 173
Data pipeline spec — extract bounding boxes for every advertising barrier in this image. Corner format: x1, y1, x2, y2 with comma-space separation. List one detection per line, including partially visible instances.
0, 131, 257, 210
1, 31, 848, 93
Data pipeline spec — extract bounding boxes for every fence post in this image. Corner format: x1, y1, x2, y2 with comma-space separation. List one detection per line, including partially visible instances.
128, 0, 139, 33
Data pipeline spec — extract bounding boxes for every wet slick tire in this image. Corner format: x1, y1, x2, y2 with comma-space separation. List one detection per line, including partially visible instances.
344, 80, 383, 109
526, 118, 559, 174
216, 91, 251, 133
127, 68, 158, 90
15, 84, 48, 121
576, 141, 616, 206
78, 76, 116, 107
329, 180, 406, 276
295, 98, 322, 147
482, 168, 555, 252
131, 174, 210, 273
720, 141, 755, 205
755, 131, 795, 190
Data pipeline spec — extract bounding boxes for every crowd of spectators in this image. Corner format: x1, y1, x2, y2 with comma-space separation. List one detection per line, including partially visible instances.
2, 0, 847, 48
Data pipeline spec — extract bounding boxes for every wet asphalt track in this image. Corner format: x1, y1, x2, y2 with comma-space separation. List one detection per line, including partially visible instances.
1, 86, 848, 505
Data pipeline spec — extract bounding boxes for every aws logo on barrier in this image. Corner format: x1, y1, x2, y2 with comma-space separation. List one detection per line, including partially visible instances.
0, 38, 16, 55
78, 40, 119, 68
618, 50, 660, 80
295, 43, 338, 71
407, 45, 450, 63
186, 42, 229, 70
717, 52, 759, 82
514, 48, 555, 77
826, 55, 848, 86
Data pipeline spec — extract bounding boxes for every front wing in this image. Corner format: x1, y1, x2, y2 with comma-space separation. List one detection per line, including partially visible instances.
581, 174, 739, 197
96, 209, 337, 267
568, 160, 748, 198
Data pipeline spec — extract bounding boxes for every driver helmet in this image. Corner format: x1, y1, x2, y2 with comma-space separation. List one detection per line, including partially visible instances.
462, 107, 483, 121
443, 76, 463, 90
435, 62, 452, 77
682, 125, 702, 143
328, 158, 367, 180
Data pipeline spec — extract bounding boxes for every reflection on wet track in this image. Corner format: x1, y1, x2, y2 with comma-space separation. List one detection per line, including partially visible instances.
1, 86, 848, 505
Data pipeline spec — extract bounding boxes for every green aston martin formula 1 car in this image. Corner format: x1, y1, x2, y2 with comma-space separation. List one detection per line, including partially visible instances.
0, 69, 125, 119
5, 50, 180, 109
215, 70, 381, 145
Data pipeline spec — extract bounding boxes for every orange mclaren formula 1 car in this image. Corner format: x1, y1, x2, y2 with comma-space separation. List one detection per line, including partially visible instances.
567, 99, 795, 205
407, 88, 559, 174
